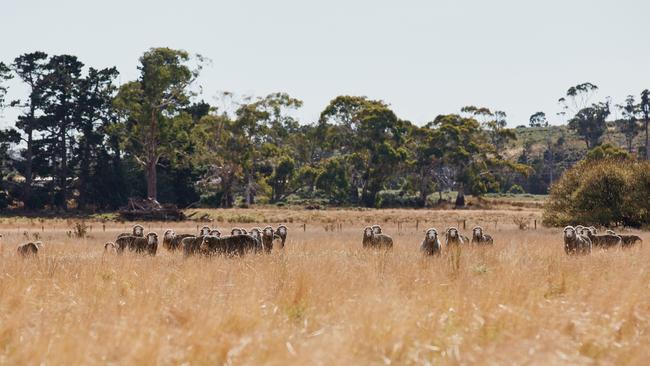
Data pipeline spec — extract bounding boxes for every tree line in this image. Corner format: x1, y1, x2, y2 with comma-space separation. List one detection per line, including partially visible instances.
1, 48, 649, 211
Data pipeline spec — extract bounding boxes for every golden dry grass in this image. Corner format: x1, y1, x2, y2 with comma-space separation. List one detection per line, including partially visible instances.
0, 209, 648, 365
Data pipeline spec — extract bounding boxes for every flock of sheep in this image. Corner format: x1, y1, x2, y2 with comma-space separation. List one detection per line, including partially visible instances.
362, 224, 494, 255
99, 224, 289, 257
11, 222, 643, 258
562, 225, 642, 254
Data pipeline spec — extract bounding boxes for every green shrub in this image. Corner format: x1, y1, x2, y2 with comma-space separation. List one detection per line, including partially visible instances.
376, 190, 420, 208
543, 159, 649, 227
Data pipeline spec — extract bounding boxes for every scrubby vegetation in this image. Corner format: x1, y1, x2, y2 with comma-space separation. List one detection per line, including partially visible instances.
1, 51, 649, 211
543, 158, 650, 227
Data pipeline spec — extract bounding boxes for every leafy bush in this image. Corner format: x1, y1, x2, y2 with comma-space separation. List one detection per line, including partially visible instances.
585, 143, 630, 162
376, 190, 421, 208
543, 159, 650, 227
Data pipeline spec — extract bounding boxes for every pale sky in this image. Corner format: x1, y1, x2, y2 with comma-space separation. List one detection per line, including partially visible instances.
1, 0, 649, 128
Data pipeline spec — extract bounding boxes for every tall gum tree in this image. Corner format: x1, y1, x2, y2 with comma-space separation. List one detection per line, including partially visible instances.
113, 48, 201, 201
641, 89, 650, 159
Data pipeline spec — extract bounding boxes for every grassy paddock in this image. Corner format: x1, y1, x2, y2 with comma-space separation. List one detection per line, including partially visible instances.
0, 209, 648, 365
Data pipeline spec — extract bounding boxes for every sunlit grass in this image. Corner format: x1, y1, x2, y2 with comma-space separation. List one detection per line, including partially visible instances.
0, 209, 648, 365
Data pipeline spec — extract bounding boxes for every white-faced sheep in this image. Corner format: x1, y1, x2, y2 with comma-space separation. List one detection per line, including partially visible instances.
117, 224, 144, 239
471, 226, 494, 245
445, 227, 465, 246
362, 226, 393, 249
249, 227, 262, 246
199, 226, 211, 236
563, 226, 592, 255
371, 225, 382, 235
420, 228, 442, 256
162, 230, 195, 251
261, 226, 280, 253
275, 225, 288, 248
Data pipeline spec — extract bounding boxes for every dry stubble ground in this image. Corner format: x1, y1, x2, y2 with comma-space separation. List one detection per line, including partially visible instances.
0, 208, 648, 365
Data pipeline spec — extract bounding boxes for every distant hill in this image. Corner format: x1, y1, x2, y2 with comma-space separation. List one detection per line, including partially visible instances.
507, 122, 646, 160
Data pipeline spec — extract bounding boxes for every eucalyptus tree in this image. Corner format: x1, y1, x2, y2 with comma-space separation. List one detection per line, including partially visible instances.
558, 82, 599, 115
616, 95, 639, 153
529, 111, 548, 128
461, 106, 516, 153
641, 89, 650, 159
113, 48, 201, 201
231, 93, 302, 205
568, 102, 610, 149
319, 96, 409, 207
559, 83, 609, 149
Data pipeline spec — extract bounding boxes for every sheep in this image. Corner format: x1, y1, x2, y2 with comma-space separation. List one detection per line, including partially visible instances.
362, 226, 393, 249
182, 236, 205, 256
275, 225, 288, 249
115, 235, 136, 254
199, 226, 211, 236
249, 227, 262, 246
200, 234, 262, 256
162, 230, 195, 251
179, 227, 214, 256
17, 242, 40, 257
580, 228, 622, 249
605, 229, 643, 247
563, 226, 592, 255
445, 227, 465, 246
371, 225, 382, 235
104, 242, 117, 253
420, 228, 442, 256
261, 226, 280, 253
620, 234, 643, 247
128, 232, 158, 255
117, 224, 144, 239
116, 232, 158, 255
471, 226, 494, 245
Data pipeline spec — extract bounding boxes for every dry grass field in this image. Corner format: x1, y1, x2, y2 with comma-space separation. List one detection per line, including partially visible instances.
0, 208, 648, 365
